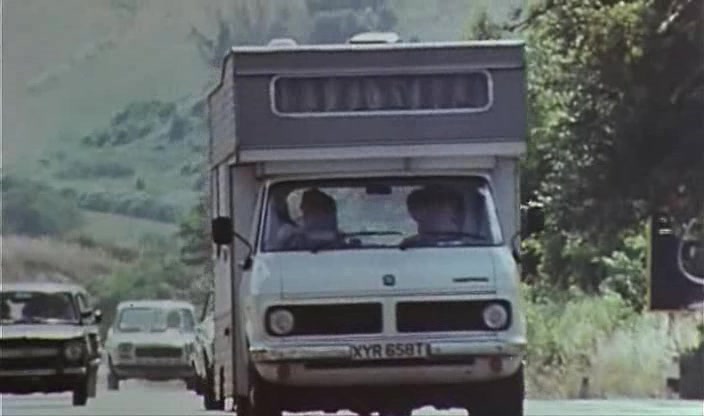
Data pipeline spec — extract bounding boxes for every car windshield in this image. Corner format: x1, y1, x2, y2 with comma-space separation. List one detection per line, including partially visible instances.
0, 291, 78, 324
261, 176, 503, 252
116, 306, 196, 333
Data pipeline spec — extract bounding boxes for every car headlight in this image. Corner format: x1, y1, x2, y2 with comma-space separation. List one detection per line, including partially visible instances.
267, 308, 295, 335
64, 341, 85, 361
482, 302, 509, 330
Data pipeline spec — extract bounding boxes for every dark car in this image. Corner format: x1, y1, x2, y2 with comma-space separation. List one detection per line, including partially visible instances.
187, 291, 223, 410
0, 282, 103, 406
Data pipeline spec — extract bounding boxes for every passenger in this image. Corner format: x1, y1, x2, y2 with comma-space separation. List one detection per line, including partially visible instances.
166, 310, 182, 329
402, 186, 465, 246
280, 188, 341, 249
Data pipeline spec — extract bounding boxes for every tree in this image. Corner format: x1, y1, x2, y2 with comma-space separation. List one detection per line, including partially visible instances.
519, 0, 704, 240
307, 0, 397, 44
190, 0, 310, 68
1, 176, 83, 237
469, 0, 704, 292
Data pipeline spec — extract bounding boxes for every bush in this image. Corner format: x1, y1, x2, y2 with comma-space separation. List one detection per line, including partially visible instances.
75, 191, 180, 223
82, 100, 177, 148
1, 176, 83, 237
523, 284, 700, 398
54, 161, 135, 180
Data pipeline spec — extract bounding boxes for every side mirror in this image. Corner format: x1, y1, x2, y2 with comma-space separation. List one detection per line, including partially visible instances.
211, 216, 234, 245
522, 204, 545, 237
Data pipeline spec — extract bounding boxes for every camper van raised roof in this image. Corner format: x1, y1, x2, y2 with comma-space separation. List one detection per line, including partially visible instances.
207, 40, 526, 166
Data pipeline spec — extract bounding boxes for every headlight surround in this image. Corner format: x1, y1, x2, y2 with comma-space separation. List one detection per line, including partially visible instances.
64, 340, 85, 362
266, 308, 295, 336
117, 342, 133, 357
482, 302, 509, 330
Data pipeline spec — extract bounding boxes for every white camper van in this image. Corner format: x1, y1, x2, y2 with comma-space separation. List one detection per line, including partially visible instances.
207, 34, 539, 416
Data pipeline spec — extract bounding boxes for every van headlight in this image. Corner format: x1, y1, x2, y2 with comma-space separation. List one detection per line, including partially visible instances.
267, 308, 295, 335
482, 302, 509, 330
64, 341, 85, 361
117, 343, 134, 358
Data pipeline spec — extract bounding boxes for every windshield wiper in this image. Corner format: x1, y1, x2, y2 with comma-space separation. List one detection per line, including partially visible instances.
343, 230, 403, 237
309, 231, 402, 253
398, 231, 487, 250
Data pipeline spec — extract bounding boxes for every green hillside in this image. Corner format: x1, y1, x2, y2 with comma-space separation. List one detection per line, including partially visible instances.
2, 0, 522, 245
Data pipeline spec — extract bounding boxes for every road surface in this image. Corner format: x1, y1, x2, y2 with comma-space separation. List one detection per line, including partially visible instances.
2, 372, 702, 416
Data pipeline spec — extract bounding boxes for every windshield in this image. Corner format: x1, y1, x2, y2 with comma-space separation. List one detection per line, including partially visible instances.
261, 176, 502, 252
116, 306, 196, 333
0, 291, 78, 324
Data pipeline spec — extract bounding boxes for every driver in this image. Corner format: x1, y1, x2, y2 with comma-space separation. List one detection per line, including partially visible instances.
402, 186, 465, 246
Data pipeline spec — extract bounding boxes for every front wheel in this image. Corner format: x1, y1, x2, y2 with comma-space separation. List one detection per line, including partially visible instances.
72, 379, 88, 406
185, 376, 197, 391
247, 371, 282, 416
469, 364, 525, 416
107, 371, 120, 391
203, 366, 224, 410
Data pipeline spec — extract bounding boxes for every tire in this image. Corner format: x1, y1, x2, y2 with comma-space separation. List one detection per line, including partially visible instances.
203, 365, 223, 410
87, 366, 98, 398
247, 371, 281, 416
185, 376, 197, 391
236, 395, 251, 416
107, 371, 120, 391
72, 379, 88, 406
379, 410, 412, 416
470, 364, 525, 416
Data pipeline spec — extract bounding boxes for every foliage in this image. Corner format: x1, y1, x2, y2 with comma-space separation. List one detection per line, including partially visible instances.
81, 100, 177, 148
190, 0, 310, 68
307, 0, 398, 43
465, 0, 704, 292
1, 176, 83, 237
54, 161, 134, 180
598, 229, 648, 311
523, 284, 700, 398
73, 190, 181, 223
520, 0, 704, 237
190, 0, 398, 68
1, 235, 127, 285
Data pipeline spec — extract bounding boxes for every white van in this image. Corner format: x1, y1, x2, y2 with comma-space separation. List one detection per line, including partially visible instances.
207, 34, 540, 416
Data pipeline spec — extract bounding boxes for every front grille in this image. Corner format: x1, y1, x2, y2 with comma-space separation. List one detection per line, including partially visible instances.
0, 356, 62, 370
1, 339, 60, 349
268, 303, 382, 336
396, 300, 512, 332
0, 340, 63, 370
134, 346, 183, 358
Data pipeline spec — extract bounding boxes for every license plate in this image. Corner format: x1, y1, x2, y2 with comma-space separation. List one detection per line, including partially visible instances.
350, 342, 429, 361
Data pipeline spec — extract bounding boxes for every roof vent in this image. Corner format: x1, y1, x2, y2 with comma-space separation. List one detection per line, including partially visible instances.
347, 31, 401, 44
267, 38, 298, 47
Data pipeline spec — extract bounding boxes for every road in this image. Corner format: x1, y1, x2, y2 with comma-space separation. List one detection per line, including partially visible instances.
2, 373, 702, 416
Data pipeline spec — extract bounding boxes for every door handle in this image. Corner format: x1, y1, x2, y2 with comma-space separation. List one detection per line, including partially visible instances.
224, 327, 230, 336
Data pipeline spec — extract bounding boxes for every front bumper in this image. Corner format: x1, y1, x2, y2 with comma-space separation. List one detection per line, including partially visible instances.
249, 336, 526, 386
112, 362, 194, 380
250, 337, 526, 362
0, 365, 95, 394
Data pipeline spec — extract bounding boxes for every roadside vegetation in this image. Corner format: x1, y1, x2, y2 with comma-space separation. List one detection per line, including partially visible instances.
2, 0, 702, 399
